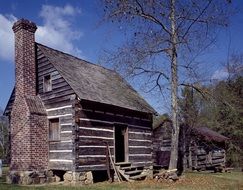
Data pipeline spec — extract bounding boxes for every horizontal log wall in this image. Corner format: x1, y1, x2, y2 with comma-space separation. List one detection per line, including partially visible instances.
47, 104, 75, 171
128, 128, 153, 167
152, 124, 227, 170
37, 47, 75, 108
76, 101, 153, 171
37, 47, 76, 171
191, 146, 226, 169
76, 108, 114, 171
152, 123, 172, 166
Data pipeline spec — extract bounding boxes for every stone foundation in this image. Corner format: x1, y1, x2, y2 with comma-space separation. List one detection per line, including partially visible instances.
63, 171, 93, 185
6, 170, 94, 185
7, 170, 56, 185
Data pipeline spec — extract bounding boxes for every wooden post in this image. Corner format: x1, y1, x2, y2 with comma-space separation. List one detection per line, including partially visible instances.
105, 142, 112, 182
195, 143, 198, 169
107, 143, 122, 182
188, 141, 192, 169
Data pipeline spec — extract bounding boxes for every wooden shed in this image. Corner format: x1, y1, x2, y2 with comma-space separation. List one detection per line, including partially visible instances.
152, 121, 229, 171
185, 126, 229, 171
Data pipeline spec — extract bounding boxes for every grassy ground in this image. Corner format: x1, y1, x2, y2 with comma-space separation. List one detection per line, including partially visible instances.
1, 168, 243, 190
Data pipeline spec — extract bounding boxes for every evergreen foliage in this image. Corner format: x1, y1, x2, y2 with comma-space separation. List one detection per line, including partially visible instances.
180, 76, 243, 167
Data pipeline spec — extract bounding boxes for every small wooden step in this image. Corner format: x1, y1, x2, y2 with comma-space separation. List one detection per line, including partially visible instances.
115, 162, 131, 167
121, 166, 137, 171
125, 170, 143, 176
129, 174, 147, 180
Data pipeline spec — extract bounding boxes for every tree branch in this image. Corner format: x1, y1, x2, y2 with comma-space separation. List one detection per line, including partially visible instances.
181, 0, 213, 40
134, 0, 171, 35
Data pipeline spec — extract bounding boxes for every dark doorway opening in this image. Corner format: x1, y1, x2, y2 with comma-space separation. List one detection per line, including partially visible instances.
115, 125, 128, 163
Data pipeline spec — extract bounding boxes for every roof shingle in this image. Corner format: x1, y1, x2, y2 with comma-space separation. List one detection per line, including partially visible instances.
37, 43, 155, 113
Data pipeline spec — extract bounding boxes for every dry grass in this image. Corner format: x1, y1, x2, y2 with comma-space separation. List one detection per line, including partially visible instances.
1, 168, 243, 190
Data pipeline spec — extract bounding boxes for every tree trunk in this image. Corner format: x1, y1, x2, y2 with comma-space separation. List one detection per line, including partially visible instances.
169, 0, 179, 170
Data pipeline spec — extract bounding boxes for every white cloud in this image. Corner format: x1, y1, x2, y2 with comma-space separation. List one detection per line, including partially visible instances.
211, 68, 229, 80
0, 14, 17, 61
36, 4, 83, 57
0, 4, 83, 61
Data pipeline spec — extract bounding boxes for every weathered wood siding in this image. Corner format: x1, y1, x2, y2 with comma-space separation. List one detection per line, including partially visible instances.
152, 122, 172, 167
37, 47, 76, 171
188, 142, 226, 170
75, 100, 153, 171
128, 127, 153, 167
153, 123, 227, 170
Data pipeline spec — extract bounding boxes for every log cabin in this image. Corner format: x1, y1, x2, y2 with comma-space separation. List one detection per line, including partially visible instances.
153, 121, 229, 172
4, 19, 156, 184
185, 126, 229, 171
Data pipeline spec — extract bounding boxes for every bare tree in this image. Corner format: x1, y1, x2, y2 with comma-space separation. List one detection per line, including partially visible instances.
102, 0, 231, 170
0, 109, 9, 160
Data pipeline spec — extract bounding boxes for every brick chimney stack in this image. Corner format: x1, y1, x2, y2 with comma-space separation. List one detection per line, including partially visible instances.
10, 19, 48, 174
12, 19, 37, 96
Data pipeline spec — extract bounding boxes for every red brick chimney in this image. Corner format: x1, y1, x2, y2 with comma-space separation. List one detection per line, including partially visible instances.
12, 19, 37, 97
10, 19, 48, 174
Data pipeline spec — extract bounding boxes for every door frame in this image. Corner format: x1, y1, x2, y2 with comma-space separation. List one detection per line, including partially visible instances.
114, 124, 128, 163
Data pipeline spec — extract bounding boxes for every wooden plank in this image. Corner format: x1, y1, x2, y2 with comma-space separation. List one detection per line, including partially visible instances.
37, 58, 50, 67
61, 125, 73, 132
42, 94, 74, 105
49, 161, 73, 170
197, 155, 206, 160
129, 127, 151, 133
79, 120, 114, 129
77, 157, 107, 165
78, 110, 131, 126
78, 129, 113, 138
212, 152, 225, 157
129, 147, 152, 154
39, 80, 70, 91
38, 63, 54, 73
78, 139, 114, 147
212, 156, 224, 160
49, 142, 73, 150
76, 165, 107, 171
81, 100, 150, 119
129, 140, 151, 146
44, 100, 74, 109
46, 82, 72, 93
41, 88, 74, 101
129, 155, 152, 163
60, 116, 73, 124
197, 149, 206, 155
49, 152, 73, 160
60, 133, 73, 141
128, 133, 151, 141
212, 158, 225, 164
39, 77, 66, 86
78, 147, 114, 155
38, 67, 57, 77
39, 78, 70, 92
47, 107, 73, 117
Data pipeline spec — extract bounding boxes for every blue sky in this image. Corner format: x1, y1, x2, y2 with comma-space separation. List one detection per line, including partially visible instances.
0, 0, 243, 113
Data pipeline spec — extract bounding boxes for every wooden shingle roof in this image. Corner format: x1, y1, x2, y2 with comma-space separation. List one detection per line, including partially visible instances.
37, 43, 155, 113
192, 127, 229, 143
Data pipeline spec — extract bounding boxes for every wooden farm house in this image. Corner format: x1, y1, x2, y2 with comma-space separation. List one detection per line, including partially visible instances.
186, 126, 229, 171
153, 120, 229, 171
4, 19, 156, 184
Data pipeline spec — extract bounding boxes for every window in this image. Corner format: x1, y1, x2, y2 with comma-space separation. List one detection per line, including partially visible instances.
49, 118, 60, 141
43, 75, 52, 92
